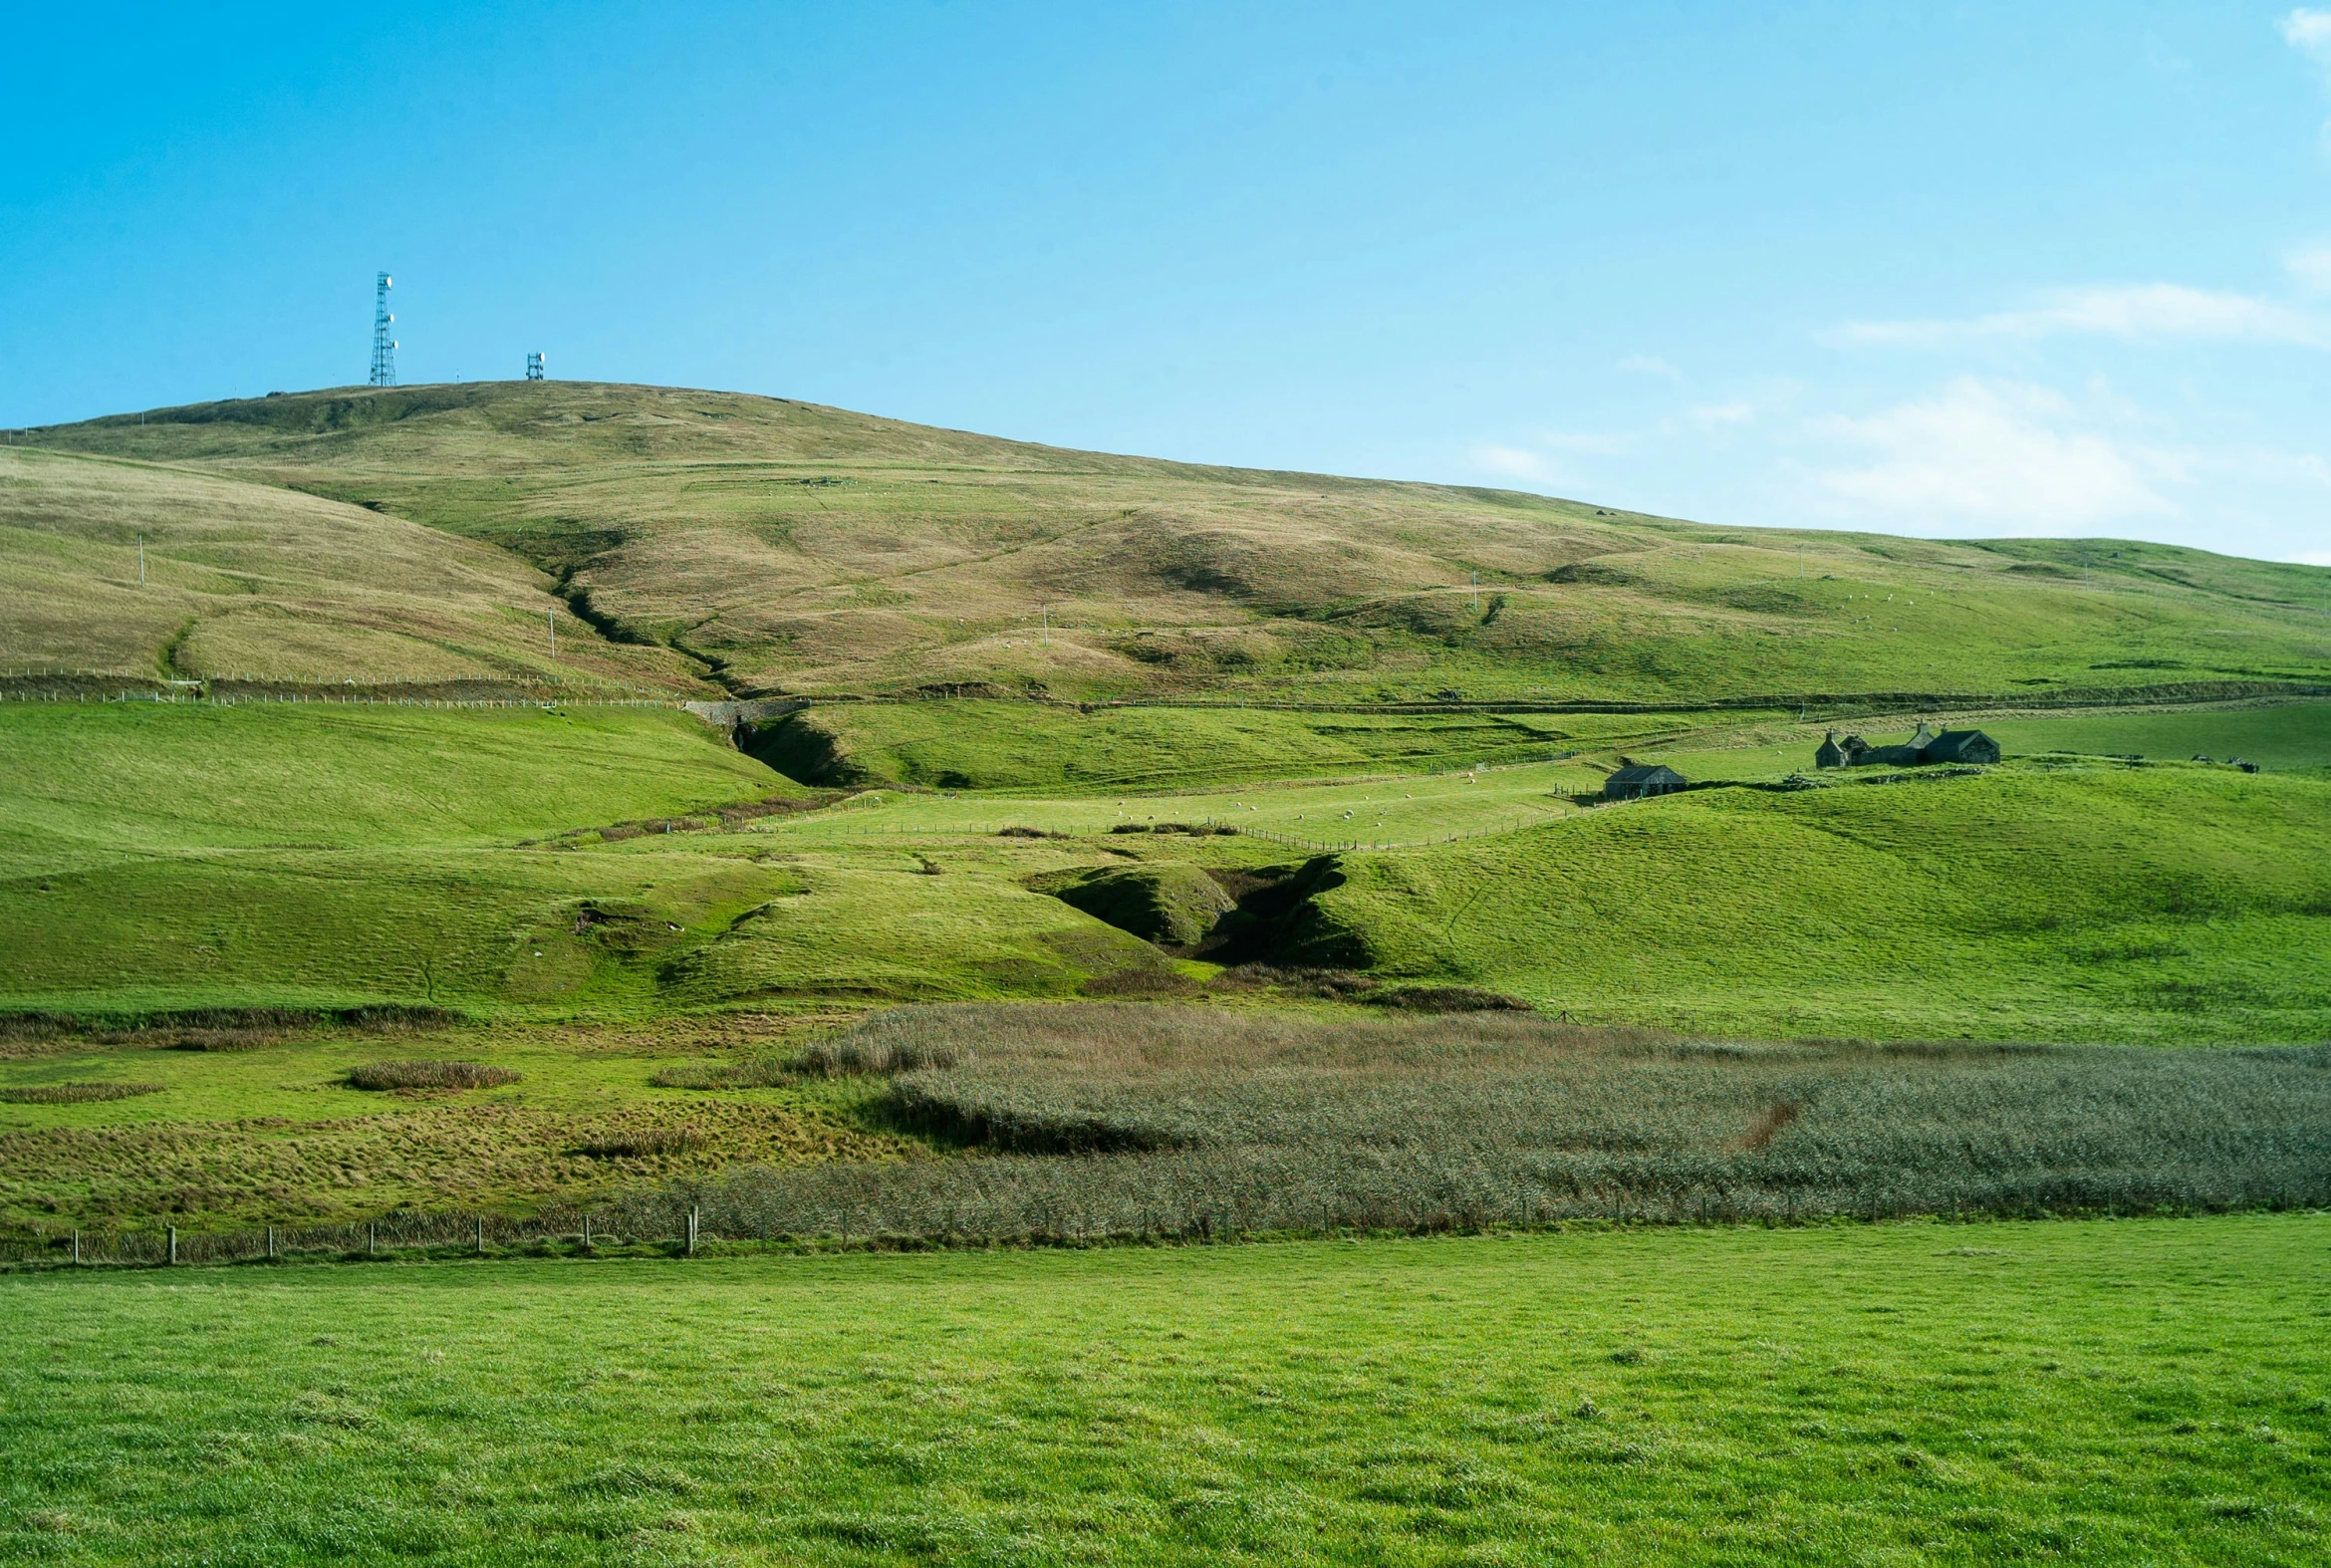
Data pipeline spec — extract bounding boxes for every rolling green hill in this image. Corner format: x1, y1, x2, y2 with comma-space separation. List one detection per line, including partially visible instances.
0, 445, 701, 689
32, 381, 2331, 704
6, 698, 2324, 1041
0, 702, 1174, 1018
1293, 759, 2331, 1042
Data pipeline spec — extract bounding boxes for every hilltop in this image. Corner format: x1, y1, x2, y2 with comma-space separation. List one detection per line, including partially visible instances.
30, 381, 2331, 704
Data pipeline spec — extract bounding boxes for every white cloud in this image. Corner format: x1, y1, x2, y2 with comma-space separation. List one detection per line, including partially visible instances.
2296, 550, 2331, 566
2285, 9, 2331, 55
1689, 400, 1756, 427
1809, 379, 2177, 531
2287, 242, 2331, 293
1617, 354, 1684, 382
1833, 284, 2331, 349
2288, 10, 2331, 146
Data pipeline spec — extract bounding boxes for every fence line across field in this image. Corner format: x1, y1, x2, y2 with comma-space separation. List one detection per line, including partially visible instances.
7, 1176, 2321, 1270
2, 1205, 708, 1271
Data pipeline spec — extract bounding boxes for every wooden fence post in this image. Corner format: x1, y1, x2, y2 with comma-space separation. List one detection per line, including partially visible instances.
367, 1221, 377, 1257
266, 1226, 276, 1260
168, 1226, 178, 1266
475, 1215, 485, 1255
72, 1230, 81, 1265
686, 1207, 699, 1256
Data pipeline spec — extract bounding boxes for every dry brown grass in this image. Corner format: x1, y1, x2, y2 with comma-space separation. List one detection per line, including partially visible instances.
1363, 985, 1532, 1012
1738, 1099, 1805, 1152
347, 1061, 522, 1092
0, 446, 695, 687
836, 1002, 1673, 1079
576, 1130, 704, 1159
0, 1083, 161, 1105
161, 1029, 279, 1053
33, 382, 2331, 705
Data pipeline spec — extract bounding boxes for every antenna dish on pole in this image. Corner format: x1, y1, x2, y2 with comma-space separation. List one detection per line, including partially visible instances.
525, 351, 546, 382
369, 272, 397, 387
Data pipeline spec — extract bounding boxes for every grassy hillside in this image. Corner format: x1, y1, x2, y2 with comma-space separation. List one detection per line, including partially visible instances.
0, 701, 778, 866
0, 445, 700, 688
4, 1218, 2328, 1563
0, 702, 1180, 1016
0, 702, 806, 1013
766, 696, 2331, 796
1300, 760, 2331, 1042
36, 381, 2331, 704
1579, 697, 2331, 787
750, 697, 1640, 790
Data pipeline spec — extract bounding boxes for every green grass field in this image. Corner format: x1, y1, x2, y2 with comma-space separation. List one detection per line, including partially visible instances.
4, 1216, 2328, 1564
0, 701, 782, 867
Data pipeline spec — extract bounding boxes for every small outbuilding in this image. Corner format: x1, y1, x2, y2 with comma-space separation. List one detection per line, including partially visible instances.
1604, 764, 1686, 800
1814, 730, 1848, 769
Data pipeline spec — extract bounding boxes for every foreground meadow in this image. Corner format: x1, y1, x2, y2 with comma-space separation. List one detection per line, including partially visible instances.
2, 1216, 2325, 1564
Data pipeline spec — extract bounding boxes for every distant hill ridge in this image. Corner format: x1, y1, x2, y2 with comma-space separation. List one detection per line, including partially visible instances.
23, 381, 2331, 705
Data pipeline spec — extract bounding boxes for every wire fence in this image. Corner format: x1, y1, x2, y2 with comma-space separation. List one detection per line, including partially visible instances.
9, 1176, 2322, 1272
0, 1203, 706, 1272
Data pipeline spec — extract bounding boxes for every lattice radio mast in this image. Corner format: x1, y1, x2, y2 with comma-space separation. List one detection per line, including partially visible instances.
525, 351, 546, 382
369, 273, 397, 387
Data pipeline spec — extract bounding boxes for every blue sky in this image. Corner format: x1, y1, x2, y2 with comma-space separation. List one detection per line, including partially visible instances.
4, 3, 2328, 564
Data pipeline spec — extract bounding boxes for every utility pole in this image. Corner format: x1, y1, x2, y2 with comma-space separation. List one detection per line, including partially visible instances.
1798, 544, 1804, 580
137, 536, 146, 587
1040, 604, 1050, 646
548, 604, 556, 660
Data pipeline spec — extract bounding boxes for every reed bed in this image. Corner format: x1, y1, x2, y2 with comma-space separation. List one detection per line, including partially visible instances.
679, 1005, 2331, 1241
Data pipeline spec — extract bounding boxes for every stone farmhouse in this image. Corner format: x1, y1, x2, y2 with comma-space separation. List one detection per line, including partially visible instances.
1815, 722, 1999, 769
